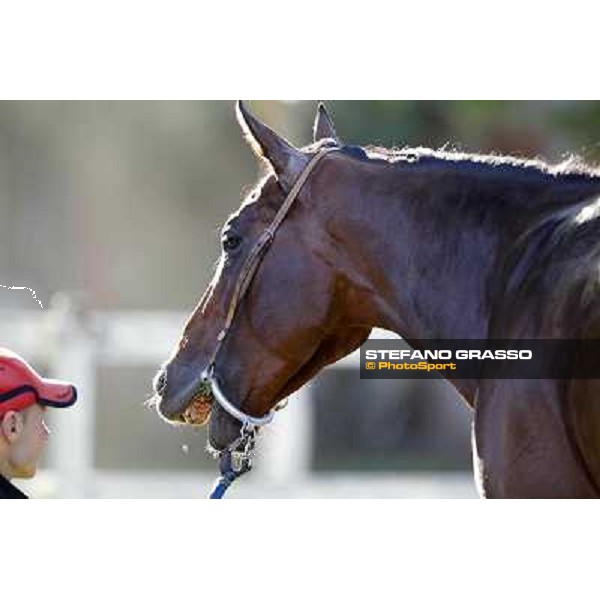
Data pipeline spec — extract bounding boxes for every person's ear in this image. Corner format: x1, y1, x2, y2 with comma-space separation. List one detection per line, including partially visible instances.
0, 411, 24, 443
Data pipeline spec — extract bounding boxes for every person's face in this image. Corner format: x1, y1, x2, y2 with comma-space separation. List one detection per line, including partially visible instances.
2, 404, 50, 479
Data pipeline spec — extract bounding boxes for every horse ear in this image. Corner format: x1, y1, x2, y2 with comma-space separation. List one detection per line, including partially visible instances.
236, 101, 308, 191
313, 102, 340, 144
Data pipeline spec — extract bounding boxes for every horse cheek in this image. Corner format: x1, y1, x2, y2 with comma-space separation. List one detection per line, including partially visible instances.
250, 260, 330, 349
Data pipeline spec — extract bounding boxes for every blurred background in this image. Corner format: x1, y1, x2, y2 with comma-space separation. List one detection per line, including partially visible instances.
1, 100, 599, 498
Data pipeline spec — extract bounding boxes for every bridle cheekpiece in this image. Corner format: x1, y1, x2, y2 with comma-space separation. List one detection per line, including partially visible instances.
205, 146, 338, 498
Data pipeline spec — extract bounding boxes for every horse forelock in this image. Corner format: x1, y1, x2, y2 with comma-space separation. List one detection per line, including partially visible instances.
223, 173, 284, 238
240, 174, 271, 209
235, 142, 337, 217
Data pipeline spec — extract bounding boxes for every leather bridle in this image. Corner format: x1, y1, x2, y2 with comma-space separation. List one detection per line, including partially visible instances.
200, 146, 338, 433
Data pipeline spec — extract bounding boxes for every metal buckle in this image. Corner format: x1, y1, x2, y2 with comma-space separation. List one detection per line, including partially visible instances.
221, 424, 255, 473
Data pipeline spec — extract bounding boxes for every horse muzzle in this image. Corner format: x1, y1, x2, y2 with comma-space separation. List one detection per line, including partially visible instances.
154, 362, 276, 451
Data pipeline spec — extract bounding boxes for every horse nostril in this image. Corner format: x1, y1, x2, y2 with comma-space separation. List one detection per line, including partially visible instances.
154, 369, 167, 396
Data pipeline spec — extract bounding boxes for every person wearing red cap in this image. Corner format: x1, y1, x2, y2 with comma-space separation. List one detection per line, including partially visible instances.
0, 348, 77, 499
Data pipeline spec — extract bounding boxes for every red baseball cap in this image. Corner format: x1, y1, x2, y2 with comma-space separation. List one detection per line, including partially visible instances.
0, 348, 77, 418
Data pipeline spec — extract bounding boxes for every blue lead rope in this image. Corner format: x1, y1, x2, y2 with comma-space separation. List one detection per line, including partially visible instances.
209, 477, 234, 499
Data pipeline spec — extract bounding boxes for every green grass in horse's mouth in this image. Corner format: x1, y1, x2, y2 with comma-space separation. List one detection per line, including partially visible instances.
182, 383, 214, 426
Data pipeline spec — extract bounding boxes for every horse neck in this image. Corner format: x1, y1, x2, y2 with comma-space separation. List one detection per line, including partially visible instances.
327, 159, 600, 399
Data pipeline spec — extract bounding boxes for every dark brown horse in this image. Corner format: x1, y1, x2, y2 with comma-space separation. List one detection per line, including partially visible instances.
154, 101, 600, 498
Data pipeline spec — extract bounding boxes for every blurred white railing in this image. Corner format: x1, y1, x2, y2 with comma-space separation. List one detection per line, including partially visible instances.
0, 294, 402, 497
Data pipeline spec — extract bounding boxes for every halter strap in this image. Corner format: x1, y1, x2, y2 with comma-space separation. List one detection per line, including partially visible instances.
202, 146, 337, 428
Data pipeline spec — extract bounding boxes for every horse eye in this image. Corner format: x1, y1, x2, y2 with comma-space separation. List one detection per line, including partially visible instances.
222, 235, 242, 252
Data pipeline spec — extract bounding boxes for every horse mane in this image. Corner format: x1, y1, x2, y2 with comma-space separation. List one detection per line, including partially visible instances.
362, 145, 600, 181
235, 140, 600, 224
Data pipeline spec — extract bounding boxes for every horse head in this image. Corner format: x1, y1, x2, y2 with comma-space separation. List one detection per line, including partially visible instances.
154, 102, 372, 451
